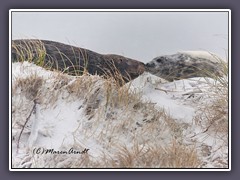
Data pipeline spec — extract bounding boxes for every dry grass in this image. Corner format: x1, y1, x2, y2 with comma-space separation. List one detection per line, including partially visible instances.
12, 39, 47, 67
12, 74, 43, 101
194, 56, 228, 136
30, 140, 200, 168
12, 63, 203, 168
57, 74, 202, 168
14, 43, 229, 168
100, 140, 200, 168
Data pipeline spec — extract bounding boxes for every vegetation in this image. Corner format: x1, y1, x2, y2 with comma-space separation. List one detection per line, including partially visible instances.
11, 43, 228, 168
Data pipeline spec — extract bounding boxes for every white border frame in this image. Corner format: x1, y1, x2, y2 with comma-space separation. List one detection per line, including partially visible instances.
9, 9, 231, 171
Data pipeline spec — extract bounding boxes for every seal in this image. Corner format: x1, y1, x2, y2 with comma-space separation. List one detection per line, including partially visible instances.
12, 39, 145, 85
145, 51, 225, 81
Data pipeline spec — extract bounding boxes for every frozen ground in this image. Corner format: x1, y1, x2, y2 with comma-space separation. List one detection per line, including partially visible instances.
11, 62, 229, 169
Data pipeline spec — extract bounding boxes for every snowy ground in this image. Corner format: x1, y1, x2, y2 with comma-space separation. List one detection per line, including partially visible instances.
11, 62, 229, 169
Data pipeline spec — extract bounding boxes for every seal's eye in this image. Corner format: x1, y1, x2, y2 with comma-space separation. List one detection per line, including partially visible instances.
156, 57, 165, 63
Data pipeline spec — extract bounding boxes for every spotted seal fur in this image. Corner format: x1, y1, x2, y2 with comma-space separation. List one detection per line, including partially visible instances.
145, 51, 225, 81
12, 39, 145, 85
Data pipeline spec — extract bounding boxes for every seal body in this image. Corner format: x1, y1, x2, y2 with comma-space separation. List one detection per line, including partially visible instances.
12, 39, 145, 85
145, 51, 225, 81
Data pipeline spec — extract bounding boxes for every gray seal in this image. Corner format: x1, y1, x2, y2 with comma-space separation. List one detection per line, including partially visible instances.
12, 39, 145, 85
145, 52, 225, 81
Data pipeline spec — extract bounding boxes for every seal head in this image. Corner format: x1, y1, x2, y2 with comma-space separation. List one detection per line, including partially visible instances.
145, 52, 224, 81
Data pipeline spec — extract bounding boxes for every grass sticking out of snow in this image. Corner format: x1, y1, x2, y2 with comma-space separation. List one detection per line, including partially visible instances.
194, 58, 228, 135
12, 62, 195, 168
11, 52, 229, 169
99, 140, 200, 168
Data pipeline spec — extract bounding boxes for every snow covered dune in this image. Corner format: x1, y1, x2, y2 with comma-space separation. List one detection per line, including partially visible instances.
11, 61, 228, 169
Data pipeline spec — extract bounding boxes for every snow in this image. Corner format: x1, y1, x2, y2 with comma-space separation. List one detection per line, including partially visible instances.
11, 62, 229, 169
178, 50, 227, 63
130, 72, 215, 124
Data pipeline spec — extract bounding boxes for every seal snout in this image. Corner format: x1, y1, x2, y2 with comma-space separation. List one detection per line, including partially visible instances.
146, 62, 155, 68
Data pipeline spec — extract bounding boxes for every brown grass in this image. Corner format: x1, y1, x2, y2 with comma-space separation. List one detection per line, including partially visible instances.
12, 74, 43, 101
13, 43, 223, 168
12, 66, 204, 168
194, 57, 228, 136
